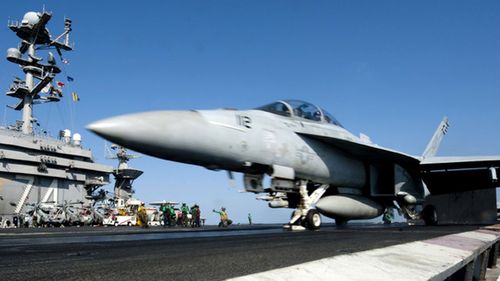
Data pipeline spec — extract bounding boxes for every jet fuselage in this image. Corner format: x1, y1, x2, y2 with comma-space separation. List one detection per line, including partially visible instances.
89, 109, 367, 189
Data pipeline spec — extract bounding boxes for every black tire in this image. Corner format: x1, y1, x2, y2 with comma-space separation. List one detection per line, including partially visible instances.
305, 209, 321, 230
422, 205, 438, 226
335, 218, 348, 227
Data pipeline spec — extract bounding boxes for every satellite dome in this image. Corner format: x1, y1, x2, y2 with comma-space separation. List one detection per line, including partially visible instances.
6, 48, 21, 60
22, 12, 40, 26
63, 129, 71, 137
72, 133, 82, 146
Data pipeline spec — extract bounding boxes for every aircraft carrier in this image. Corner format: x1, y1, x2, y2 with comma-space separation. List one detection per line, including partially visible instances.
1, 9, 500, 281
0, 11, 112, 227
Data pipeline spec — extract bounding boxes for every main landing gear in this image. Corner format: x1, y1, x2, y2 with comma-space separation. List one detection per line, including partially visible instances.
422, 205, 438, 226
283, 181, 329, 231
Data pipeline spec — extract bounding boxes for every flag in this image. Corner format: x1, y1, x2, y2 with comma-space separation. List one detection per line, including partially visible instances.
71, 92, 80, 102
67, 76, 74, 82
56, 81, 65, 88
62, 58, 70, 64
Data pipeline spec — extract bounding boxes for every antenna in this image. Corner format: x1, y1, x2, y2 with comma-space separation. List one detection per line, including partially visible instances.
105, 143, 141, 170
104, 141, 115, 159
5, 10, 73, 134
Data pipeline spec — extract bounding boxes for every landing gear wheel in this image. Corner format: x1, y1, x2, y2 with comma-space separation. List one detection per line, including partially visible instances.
305, 209, 321, 230
422, 205, 438, 226
284, 181, 330, 231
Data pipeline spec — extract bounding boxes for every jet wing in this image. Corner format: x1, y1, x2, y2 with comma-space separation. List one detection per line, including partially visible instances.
420, 156, 500, 194
299, 131, 500, 194
297, 132, 420, 166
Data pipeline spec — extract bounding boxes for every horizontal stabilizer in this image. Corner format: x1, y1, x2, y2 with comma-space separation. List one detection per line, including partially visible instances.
420, 156, 500, 194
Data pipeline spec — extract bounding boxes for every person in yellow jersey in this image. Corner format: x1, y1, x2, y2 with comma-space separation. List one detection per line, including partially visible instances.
137, 203, 148, 228
212, 207, 232, 227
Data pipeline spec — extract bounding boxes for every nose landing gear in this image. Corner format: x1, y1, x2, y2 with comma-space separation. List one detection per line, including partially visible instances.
283, 181, 329, 231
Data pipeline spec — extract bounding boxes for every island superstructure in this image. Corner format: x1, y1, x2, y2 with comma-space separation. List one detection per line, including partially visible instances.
0, 11, 113, 227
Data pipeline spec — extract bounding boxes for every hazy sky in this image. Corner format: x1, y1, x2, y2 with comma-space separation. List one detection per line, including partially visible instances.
0, 1, 499, 224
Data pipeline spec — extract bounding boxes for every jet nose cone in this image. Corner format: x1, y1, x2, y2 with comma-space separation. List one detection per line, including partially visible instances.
87, 113, 158, 150
87, 119, 112, 135
87, 111, 203, 157
87, 116, 134, 143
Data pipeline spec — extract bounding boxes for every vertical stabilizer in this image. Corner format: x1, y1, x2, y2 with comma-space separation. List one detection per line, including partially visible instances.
422, 117, 449, 159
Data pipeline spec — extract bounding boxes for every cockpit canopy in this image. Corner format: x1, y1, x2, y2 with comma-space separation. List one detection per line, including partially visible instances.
256, 100, 343, 127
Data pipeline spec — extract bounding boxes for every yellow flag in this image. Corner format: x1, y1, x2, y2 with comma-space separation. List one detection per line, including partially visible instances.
71, 92, 80, 102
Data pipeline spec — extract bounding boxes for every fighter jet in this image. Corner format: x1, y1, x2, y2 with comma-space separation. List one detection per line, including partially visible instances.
87, 100, 500, 230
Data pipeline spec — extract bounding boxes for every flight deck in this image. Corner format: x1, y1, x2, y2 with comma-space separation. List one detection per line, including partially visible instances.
1, 224, 498, 281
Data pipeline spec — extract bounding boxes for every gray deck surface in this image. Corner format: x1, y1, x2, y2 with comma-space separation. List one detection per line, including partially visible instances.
0, 224, 480, 281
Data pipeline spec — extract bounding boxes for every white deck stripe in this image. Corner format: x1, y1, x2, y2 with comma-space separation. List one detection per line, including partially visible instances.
227, 230, 500, 281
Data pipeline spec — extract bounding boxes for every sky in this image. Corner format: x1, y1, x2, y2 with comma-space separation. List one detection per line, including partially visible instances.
0, 1, 499, 225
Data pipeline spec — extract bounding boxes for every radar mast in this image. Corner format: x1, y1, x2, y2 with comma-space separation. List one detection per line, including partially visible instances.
6, 11, 73, 134
107, 145, 143, 202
